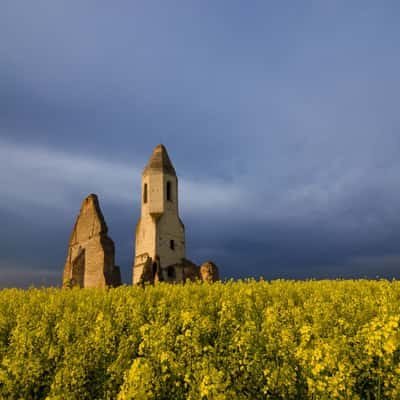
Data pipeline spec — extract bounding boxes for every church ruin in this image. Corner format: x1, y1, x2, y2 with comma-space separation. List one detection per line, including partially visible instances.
63, 145, 219, 287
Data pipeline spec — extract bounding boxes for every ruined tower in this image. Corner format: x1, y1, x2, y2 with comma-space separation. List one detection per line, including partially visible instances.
63, 194, 121, 288
133, 144, 186, 283
62, 147, 219, 287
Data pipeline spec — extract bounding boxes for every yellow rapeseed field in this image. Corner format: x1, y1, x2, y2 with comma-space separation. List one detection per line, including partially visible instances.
0, 280, 399, 399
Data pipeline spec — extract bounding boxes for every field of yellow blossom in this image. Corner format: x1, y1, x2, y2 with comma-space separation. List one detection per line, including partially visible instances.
0, 280, 399, 399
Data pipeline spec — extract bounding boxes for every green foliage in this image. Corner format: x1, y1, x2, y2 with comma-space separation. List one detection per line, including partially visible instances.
1, 280, 400, 399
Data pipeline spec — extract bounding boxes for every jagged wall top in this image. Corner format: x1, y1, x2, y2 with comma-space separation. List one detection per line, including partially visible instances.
68, 193, 108, 246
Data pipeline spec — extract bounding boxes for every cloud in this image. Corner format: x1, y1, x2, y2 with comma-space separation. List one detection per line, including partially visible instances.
1, 2, 400, 285
2, 135, 400, 234
0, 260, 60, 288
0, 138, 244, 216
0, 138, 138, 212
349, 255, 400, 278
308, 254, 400, 280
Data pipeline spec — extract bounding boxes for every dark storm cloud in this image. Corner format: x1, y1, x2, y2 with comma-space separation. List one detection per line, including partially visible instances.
1, 1, 400, 287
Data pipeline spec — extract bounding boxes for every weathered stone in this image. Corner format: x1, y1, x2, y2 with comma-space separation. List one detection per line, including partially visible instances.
200, 261, 220, 282
63, 194, 121, 288
181, 258, 202, 281
133, 145, 222, 285
133, 144, 186, 284
134, 254, 159, 284
159, 258, 200, 283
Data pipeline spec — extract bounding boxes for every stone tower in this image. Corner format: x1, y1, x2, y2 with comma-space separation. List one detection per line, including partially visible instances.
133, 144, 186, 283
63, 194, 121, 288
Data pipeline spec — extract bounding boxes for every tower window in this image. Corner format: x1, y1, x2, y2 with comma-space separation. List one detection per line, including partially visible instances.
166, 181, 172, 201
143, 183, 148, 203
170, 240, 175, 250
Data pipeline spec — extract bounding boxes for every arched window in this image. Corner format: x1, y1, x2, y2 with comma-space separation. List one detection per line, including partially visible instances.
170, 239, 175, 250
166, 181, 172, 201
143, 183, 148, 203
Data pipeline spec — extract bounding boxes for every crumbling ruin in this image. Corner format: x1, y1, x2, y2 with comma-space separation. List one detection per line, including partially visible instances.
63, 194, 121, 288
132, 144, 220, 284
62, 145, 220, 287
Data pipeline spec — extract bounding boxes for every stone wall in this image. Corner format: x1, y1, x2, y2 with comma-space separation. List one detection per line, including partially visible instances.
63, 194, 121, 288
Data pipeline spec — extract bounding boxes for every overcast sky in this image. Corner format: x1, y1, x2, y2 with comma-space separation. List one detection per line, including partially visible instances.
1, 1, 400, 287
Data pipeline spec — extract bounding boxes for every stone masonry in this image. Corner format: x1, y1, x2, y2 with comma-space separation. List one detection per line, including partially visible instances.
62, 145, 220, 287
133, 144, 219, 284
63, 194, 121, 288
200, 261, 220, 283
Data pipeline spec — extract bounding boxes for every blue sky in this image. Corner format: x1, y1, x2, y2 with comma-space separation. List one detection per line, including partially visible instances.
1, 1, 400, 287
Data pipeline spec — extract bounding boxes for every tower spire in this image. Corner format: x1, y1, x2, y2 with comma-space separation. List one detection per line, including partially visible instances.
143, 144, 176, 176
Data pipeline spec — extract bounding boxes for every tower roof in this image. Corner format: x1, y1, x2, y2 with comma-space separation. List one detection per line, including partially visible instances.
143, 144, 176, 175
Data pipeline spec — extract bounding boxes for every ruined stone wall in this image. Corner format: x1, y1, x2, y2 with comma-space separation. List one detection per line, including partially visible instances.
156, 211, 185, 269
63, 194, 121, 288
134, 216, 156, 260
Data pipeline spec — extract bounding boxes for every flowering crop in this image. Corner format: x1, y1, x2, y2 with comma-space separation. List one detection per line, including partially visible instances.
0, 280, 399, 399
